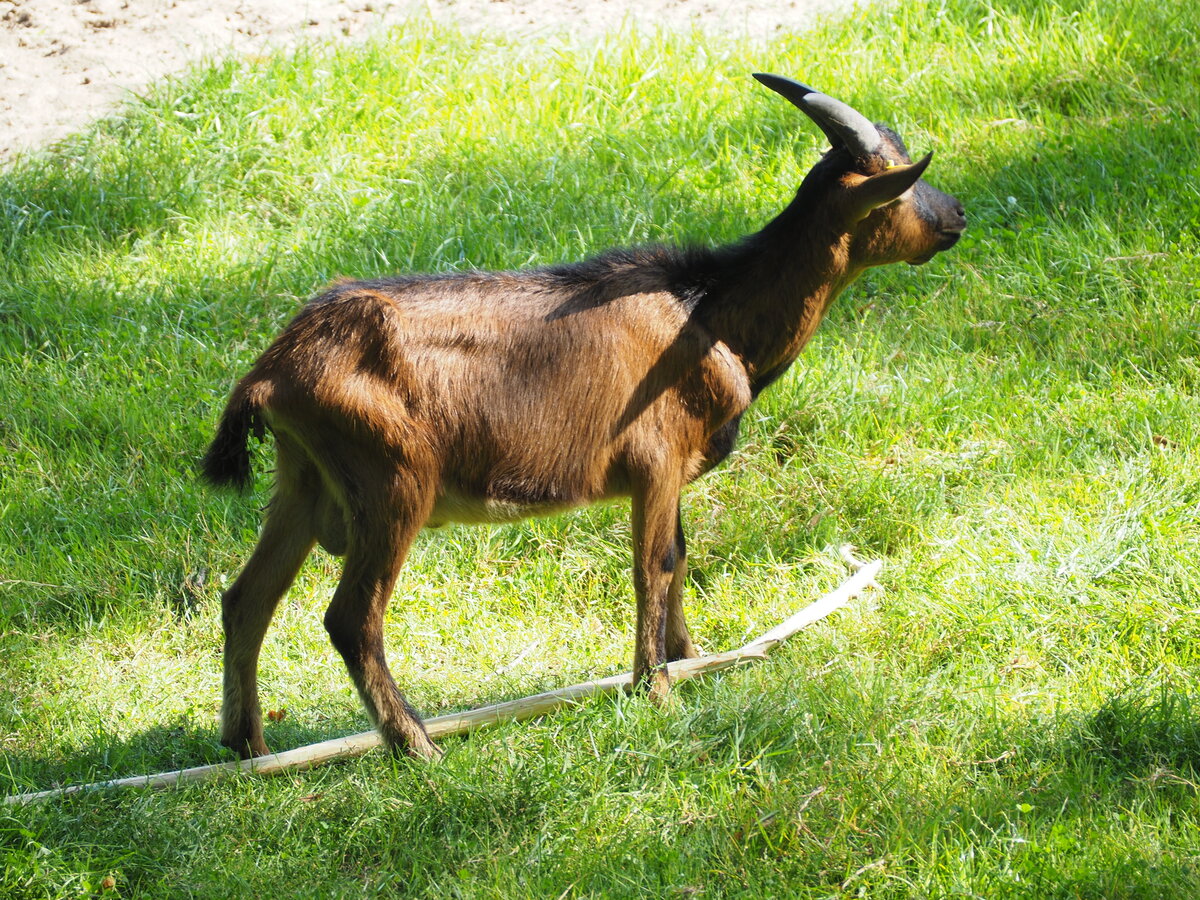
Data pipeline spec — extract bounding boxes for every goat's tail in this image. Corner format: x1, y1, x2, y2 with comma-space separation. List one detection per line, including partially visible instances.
200, 383, 268, 492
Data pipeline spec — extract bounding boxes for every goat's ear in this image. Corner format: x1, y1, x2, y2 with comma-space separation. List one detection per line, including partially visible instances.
847, 152, 933, 220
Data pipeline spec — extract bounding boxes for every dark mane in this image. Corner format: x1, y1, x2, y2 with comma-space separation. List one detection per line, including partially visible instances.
537, 242, 764, 320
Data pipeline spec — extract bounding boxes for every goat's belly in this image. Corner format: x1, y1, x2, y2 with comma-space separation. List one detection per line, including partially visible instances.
426, 489, 583, 527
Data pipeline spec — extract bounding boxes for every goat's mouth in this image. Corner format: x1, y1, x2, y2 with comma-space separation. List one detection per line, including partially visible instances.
937, 227, 965, 248
916, 226, 964, 262
907, 231, 963, 265
910, 228, 965, 264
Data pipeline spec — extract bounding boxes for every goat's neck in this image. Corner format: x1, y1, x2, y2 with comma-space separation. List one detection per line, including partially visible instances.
703, 205, 858, 394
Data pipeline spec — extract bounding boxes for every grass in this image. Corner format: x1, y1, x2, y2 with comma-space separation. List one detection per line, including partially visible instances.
2, 0, 1200, 895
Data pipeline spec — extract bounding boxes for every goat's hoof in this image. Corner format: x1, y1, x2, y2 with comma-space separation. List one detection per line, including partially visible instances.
409, 739, 444, 761
632, 666, 673, 707
383, 728, 443, 761
648, 675, 674, 708
221, 735, 271, 760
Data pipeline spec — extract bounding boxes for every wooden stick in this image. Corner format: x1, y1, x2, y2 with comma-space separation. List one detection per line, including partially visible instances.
5, 559, 880, 805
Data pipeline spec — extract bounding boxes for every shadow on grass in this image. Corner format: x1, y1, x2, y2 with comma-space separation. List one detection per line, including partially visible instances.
1076, 686, 1200, 778
0, 710, 360, 801
1, 671, 624, 801
3, 0, 1199, 823
982, 686, 1200, 897
4, 670, 1200, 897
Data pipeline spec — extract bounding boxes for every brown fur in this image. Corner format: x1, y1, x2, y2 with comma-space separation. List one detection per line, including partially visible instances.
202, 85, 966, 759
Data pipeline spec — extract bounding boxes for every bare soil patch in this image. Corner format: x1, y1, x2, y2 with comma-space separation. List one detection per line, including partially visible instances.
1, 0, 853, 162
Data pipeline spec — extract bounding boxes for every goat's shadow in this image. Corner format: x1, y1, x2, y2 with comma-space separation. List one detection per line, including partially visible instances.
0, 715, 355, 801
0, 676, 575, 801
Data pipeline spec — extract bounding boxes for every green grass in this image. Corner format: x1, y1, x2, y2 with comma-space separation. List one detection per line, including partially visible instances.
3, 0, 1200, 895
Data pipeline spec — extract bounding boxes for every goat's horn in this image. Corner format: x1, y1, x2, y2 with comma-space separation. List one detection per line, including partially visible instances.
752, 73, 882, 157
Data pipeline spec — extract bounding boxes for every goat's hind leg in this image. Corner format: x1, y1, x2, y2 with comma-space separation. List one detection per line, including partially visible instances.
322, 475, 440, 759
220, 487, 316, 759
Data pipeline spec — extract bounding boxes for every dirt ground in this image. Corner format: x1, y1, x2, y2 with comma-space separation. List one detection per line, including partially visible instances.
0, 0, 854, 163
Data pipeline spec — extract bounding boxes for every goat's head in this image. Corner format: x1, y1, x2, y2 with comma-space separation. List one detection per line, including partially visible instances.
754, 73, 966, 268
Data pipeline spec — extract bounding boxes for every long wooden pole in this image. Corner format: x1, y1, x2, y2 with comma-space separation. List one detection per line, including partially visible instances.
5, 559, 880, 805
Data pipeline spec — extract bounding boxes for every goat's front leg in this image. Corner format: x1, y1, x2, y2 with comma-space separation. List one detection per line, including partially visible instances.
665, 509, 700, 662
631, 481, 683, 703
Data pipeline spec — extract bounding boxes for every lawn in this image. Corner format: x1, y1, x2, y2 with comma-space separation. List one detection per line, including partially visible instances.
2, 0, 1199, 896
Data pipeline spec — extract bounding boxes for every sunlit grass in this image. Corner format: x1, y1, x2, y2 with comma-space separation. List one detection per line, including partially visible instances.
2, 0, 1200, 896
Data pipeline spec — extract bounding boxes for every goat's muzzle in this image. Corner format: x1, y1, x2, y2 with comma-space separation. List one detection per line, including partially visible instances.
910, 199, 966, 264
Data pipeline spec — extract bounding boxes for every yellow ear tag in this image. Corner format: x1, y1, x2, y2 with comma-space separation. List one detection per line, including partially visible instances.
884, 159, 898, 169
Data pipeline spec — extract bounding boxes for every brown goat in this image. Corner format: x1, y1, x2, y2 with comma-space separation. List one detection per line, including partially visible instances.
202, 74, 966, 759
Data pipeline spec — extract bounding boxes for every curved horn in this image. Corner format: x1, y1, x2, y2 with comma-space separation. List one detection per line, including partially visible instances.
752, 73, 882, 157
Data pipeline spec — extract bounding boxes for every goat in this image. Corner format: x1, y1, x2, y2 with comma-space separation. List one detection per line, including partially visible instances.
201, 74, 966, 760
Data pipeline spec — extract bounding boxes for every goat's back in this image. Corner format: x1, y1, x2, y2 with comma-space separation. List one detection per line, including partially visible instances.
233, 266, 750, 524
